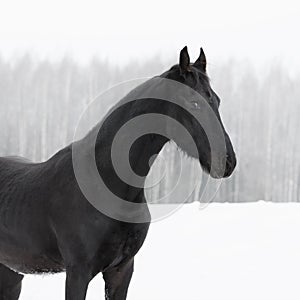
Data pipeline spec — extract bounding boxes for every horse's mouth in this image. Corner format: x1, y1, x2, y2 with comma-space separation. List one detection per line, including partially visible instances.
201, 158, 236, 179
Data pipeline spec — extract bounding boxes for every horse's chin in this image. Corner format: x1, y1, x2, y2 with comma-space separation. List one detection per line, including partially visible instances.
200, 163, 228, 179
209, 171, 226, 179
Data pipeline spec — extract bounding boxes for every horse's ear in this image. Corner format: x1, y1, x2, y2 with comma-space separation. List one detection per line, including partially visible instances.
179, 46, 191, 74
194, 47, 207, 72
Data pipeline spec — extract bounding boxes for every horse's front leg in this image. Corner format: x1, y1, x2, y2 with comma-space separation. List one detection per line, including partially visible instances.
0, 264, 24, 300
65, 265, 93, 300
103, 259, 134, 300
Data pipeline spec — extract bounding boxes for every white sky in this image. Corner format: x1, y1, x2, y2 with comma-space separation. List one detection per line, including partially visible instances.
0, 0, 299, 71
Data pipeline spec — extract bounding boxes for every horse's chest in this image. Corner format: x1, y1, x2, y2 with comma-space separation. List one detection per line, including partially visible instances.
122, 227, 148, 255
102, 223, 150, 269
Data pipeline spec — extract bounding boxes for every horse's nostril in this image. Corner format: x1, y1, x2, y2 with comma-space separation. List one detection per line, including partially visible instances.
226, 160, 232, 169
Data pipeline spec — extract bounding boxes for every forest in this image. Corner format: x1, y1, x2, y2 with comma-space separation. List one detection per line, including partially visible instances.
0, 54, 299, 203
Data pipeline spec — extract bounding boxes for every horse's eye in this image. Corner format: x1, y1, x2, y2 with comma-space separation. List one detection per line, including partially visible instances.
191, 101, 201, 109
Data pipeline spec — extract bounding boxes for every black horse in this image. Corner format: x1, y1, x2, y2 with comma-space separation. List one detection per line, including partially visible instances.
0, 47, 236, 300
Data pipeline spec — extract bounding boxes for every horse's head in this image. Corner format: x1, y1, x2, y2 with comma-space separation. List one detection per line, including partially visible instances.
161, 46, 236, 178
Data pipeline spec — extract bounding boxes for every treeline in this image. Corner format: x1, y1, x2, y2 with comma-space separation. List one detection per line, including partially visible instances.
0, 55, 299, 203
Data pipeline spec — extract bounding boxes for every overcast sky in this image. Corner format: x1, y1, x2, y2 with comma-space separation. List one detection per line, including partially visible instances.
0, 0, 299, 73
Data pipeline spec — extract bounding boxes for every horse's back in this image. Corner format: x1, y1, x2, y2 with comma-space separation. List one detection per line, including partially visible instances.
1, 156, 32, 163
0, 156, 36, 188
0, 156, 39, 221
0, 155, 48, 225
0, 155, 65, 274
0, 156, 34, 170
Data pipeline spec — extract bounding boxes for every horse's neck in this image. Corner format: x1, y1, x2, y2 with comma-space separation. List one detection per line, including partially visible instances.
83, 99, 169, 203
124, 133, 169, 177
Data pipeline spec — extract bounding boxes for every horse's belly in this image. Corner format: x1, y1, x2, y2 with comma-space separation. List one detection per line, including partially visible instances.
0, 251, 65, 275
0, 237, 65, 274
2, 257, 65, 275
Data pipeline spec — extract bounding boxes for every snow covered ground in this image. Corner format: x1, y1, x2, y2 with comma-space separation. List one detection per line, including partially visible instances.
20, 202, 300, 300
